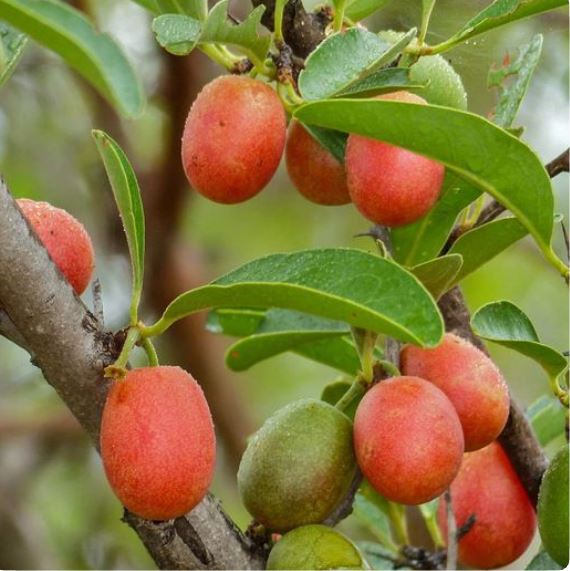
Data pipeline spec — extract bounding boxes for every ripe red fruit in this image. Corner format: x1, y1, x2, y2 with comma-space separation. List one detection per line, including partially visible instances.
285, 121, 350, 205
100, 366, 216, 520
181, 75, 286, 204
345, 91, 445, 226
17, 198, 94, 295
354, 376, 464, 505
401, 333, 510, 451
438, 442, 536, 569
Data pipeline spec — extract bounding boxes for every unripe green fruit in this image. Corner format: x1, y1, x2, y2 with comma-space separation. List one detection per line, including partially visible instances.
100, 366, 216, 520
538, 445, 569, 566
266, 525, 367, 570
238, 399, 356, 531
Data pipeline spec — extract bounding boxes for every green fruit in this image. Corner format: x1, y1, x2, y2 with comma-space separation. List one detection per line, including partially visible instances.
266, 525, 367, 570
238, 399, 357, 531
538, 445, 569, 566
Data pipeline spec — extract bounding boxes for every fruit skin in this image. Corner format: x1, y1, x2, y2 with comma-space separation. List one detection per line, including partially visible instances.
181, 75, 286, 204
17, 198, 94, 294
100, 366, 216, 520
401, 333, 510, 451
345, 91, 445, 227
538, 445, 569, 566
438, 442, 536, 569
285, 121, 351, 205
266, 525, 366, 570
237, 398, 356, 531
354, 376, 464, 505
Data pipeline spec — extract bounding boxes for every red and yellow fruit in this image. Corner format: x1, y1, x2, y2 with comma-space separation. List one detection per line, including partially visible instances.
100, 366, 216, 520
181, 75, 286, 204
345, 91, 445, 227
401, 333, 510, 451
438, 442, 536, 569
285, 121, 350, 206
17, 198, 94, 294
354, 376, 464, 505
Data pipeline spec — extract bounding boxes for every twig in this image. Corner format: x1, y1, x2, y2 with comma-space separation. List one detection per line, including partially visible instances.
322, 469, 363, 526
92, 277, 104, 326
546, 147, 569, 178
445, 490, 457, 571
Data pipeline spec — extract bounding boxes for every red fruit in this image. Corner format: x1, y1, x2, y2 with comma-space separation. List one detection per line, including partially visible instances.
354, 376, 464, 505
17, 199, 94, 295
401, 333, 510, 451
438, 442, 536, 569
285, 121, 350, 205
345, 91, 445, 226
100, 366, 216, 520
181, 75, 286, 204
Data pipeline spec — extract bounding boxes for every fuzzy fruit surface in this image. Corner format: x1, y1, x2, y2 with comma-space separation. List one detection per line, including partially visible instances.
345, 91, 445, 227
538, 445, 569, 566
285, 121, 351, 205
401, 333, 509, 451
237, 398, 356, 531
181, 75, 286, 204
100, 366, 216, 520
354, 376, 464, 505
17, 199, 94, 294
266, 525, 366, 570
438, 442, 536, 569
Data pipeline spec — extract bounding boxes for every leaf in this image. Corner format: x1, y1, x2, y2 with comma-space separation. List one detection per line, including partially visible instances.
345, 0, 393, 22
303, 125, 347, 164
527, 395, 566, 446
420, 0, 437, 42
411, 254, 463, 299
152, 14, 201, 55
295, 337, 363, 374
200, 0, 270, 65
206, 308, 266, 337
298, 28, 416, 101
321, 380, 361, 418
472, 301, 568, 390
148, 248, 444, 347
92, 130, 145, 323
0, 21, 27, 87
488, 34, 543, 128
156, 0, 207, 20
336, 67, 424, 99
526, 550, 563, 570
353, 490, 394, 547
358, 542, 396, 570
447, 217, 528, 285
0, 0, 144, 118
294, 99, 564, 275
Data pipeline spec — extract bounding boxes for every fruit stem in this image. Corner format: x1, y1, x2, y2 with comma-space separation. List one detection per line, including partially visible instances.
142, 337, 160, 367
335, 376, 366, 412
423, 510, 445, 548
352, 328, 378, 383
199, 44, 239, 71
376, 359, 400, 379
273, 0, 286, 42
332, 0, 346, 32
388, 501, 410, 545
112, 326, 141, 371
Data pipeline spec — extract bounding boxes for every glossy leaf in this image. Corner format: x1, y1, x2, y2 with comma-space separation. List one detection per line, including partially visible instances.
411, 254, 463, 299
294, 99, 564, 275
206, 308, 265, 337
295, 337, 363, 374
0, 21, 27, 87
298, 28, 416, 101
152, 14, 201, 55
0, 0, 144, 118
147, 248, 444, 346
303, 125, 347, 164
345, 0, 392, 22
92, 130, 145, 324
447, 217, 527, 285
527, 395, 566, 446
336, 67, 423, 99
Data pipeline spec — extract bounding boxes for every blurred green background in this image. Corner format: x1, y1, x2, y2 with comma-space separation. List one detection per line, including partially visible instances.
0, 0, 567, 568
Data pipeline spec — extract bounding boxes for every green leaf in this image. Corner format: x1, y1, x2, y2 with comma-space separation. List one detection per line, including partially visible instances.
411, 254, 463, 299
156, 0, 207, 20
92, 130, 145, 324
295, 336, 363, 374
303, 125, 347, 164
488, 34, 543, 128
130, 0, 160, 13
353, 490, 394, 548
0, 0, 144, 118
321, 380, 361, 418
447, 217, 528, 285
206, 308, 266, 337
420, 0, 437, 42
336, 67, 424, 99
345, 0, 392, 22
294, 99, 565, 275
472, 300, 568, 394
298, 28, 416, 101
526, 550, 563, 570
527, 395, 566, 447
358, 542, 395, 570
147, 248, 444, 346
152, 14, 201, 55
200, 0, 270, 65
0, 21, 27, 87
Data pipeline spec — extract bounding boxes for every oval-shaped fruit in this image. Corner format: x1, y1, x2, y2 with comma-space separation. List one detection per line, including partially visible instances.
401, 333, 510, 451
181, 75, 286, 204
345, 91, 445, 227
100, 366, 216, 520
266, 525, 366, 570
17, 198, 94, 294
238, 398, 356, 531
438, 442, 536, 569
286, 121, 350, 205
538, 445, 569, 566
354, 376, 464, 505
